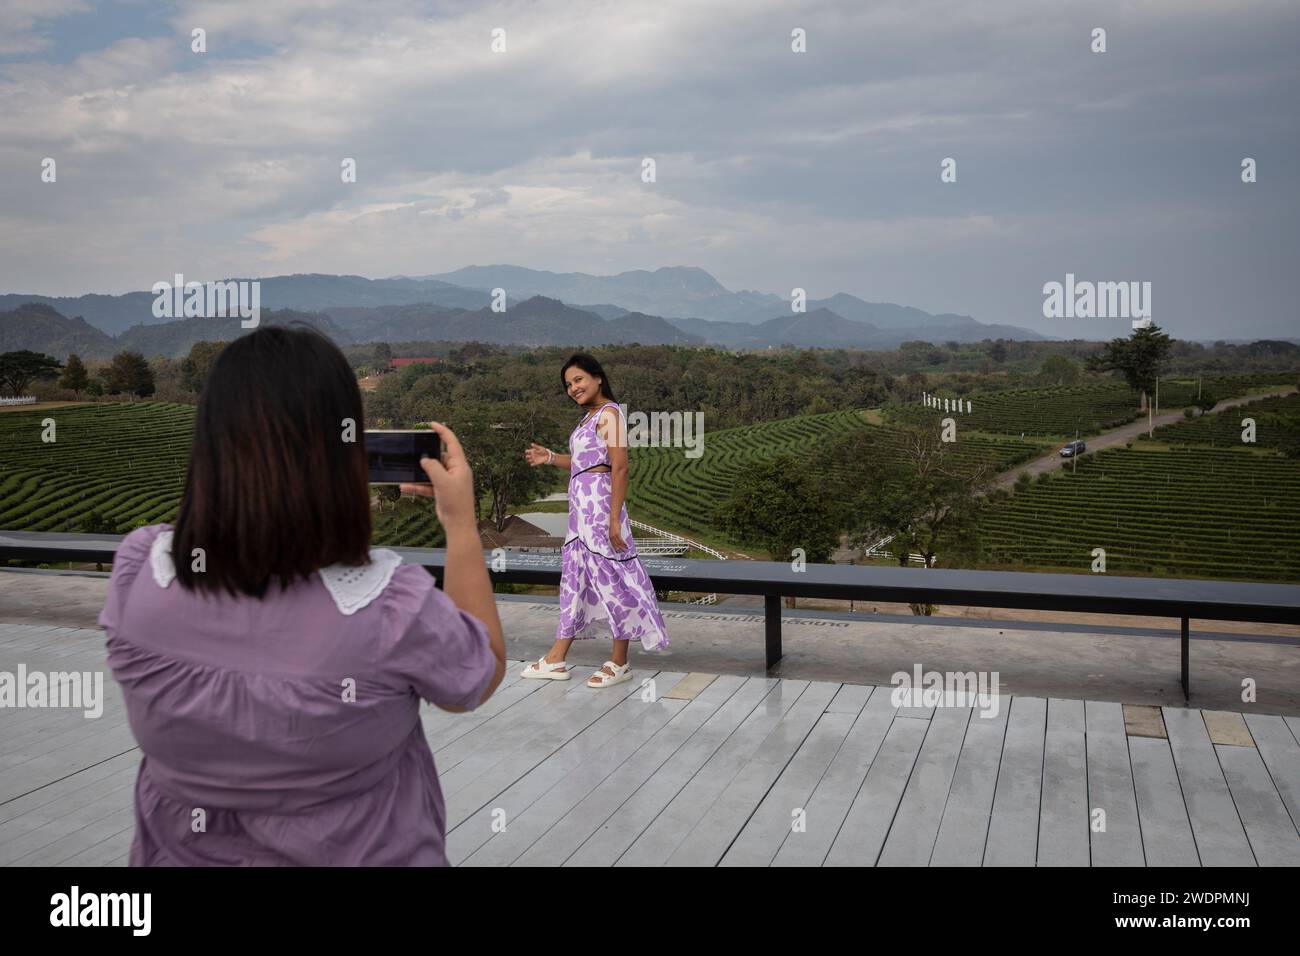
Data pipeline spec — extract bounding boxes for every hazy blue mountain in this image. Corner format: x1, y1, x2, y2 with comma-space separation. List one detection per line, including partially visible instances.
573, 303, 630, 320
807, 292, 1048, 339
424, 264, 788, 323
333, 296, 702, 347
1, 265, 1049, 345
428, 296, 701, 347
667, 308, 886, 349
669, 306, 1046, 348
324, 303, 466, 342
0, 303, 118, 359
115, 309, 352, 357
0, 292, 160, 340
0, 275, 492, 336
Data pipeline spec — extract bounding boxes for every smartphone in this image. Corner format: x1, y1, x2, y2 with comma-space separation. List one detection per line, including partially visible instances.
366, 430, 442, 484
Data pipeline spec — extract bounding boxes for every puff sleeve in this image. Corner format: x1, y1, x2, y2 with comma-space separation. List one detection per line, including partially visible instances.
98, 523, 167, 639
379, 564, 497, 711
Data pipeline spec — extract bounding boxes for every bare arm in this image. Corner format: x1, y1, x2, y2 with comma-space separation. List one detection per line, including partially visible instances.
436, 518, 506, 712
400, 422, 505, 713
525, 441, 570, 470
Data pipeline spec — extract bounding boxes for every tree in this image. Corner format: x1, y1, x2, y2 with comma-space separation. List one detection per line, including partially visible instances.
988, 340, 1007, 363
373, 342, 393, 367
843, 422, 995, 614
374, 485, 401, 512
0, 350, 62, 396
1038, 352, 1081, 386
447, 400, 564, 530
59, 353, 89, 393
1194, 389, 1222, 415
713, 455, 843, 606
1085, 325, 1172, 408
103, 352, 155, 398
179, 341, 226, 393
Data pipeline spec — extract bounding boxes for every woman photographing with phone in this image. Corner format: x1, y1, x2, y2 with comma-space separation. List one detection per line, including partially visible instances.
522, 353, 669, 687
100, 325, 505, 866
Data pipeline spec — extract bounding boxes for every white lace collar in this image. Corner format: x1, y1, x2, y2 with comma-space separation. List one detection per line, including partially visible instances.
149, 529, 403, 616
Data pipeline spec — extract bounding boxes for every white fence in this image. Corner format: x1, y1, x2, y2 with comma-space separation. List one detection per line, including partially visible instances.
860, 533, 929, 566
0, 396, 37, 406
629, 518, 727, 603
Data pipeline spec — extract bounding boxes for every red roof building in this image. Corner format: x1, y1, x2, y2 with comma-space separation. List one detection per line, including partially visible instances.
389, 357, 440, 368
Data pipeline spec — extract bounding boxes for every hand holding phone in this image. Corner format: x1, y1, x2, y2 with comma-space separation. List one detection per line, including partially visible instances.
366, 430, 442, 484
396, 422, 476, 532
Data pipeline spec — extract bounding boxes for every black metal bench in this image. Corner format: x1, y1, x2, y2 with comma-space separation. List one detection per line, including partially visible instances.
4, 530, 1299, 700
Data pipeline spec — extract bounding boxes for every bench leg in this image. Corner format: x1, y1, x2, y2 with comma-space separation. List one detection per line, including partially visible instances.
765, 595, 782, 670
1180, 616, 1190, 701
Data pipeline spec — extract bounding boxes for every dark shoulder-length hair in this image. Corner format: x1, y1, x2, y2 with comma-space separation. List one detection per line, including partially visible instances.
172, 325, 372, 597
559, 352, 616, 403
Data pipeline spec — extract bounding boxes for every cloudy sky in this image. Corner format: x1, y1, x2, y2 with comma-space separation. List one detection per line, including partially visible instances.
0, 0, 1296, 339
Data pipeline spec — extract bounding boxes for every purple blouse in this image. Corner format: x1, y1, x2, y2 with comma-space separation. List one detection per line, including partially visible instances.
99, 523, 496, 866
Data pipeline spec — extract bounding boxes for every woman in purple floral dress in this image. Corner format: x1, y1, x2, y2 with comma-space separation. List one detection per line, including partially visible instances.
522, 353, 669, 687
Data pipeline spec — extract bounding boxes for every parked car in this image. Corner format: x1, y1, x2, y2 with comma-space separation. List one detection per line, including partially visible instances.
1060, 440, 1087, 458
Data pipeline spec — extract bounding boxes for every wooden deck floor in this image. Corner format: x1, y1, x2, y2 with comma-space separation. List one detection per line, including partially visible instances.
2, 623, 1299, 866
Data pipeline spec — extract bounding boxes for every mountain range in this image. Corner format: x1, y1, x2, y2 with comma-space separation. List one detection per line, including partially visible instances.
0, 266, 1050, 359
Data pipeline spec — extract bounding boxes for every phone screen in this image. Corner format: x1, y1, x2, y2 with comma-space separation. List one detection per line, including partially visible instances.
366, 430, 442, 484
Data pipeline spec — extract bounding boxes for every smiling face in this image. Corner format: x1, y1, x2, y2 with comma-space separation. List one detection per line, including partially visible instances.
564, 367, 603, 406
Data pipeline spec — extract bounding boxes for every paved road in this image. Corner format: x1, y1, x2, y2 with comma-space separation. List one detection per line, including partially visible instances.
990, 387, 1297, 490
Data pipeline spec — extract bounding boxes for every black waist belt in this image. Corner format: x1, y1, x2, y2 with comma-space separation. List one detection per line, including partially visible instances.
572, 463, 612, 477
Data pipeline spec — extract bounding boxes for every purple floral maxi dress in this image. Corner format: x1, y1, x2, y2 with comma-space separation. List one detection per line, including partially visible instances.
557, 402, 669, 651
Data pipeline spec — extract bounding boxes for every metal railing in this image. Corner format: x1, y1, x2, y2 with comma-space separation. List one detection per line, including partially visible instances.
4, 530, 1299, 701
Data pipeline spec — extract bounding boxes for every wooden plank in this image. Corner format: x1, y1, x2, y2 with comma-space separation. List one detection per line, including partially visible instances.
1124, 704, 1166, 739
614, 679, 814, 866
0, 777, 136, 865
0, 764, 137, 847
877, 703, 972, 866
1129, 736, 1200, 865
929, 696, 1011, 866
1215, 743, 1300, 866
12, 805, 137, 866
772, 686, 897, 866
1038, 698, 1089, 866
454, 689, 689, 865
0, 750, 139, 826
1285, 716, 1300, 743
1084, 700, 1145, 866
1242, 713, 1300, 833
442, 672, 662, 825
516, 675, 748, 866
983, 696, 1047, 866
1203, 710, 1254, 747
0, 729, 140, 805
720, 710, 860, 867
826, 682, 871, 714
1162, 706, 1255, 865
665, 681, 842, 866
432, 678, 587, 780
0, 694, 130, 762
422, 662, 548, 756
822, 714, 928, 865
565, 677, 783, 867
662, 672, 716, 701
55, 821, 136, 867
